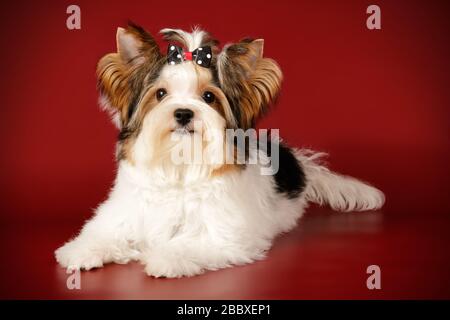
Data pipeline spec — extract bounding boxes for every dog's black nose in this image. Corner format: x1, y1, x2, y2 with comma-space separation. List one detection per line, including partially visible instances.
174, 108, 194, 125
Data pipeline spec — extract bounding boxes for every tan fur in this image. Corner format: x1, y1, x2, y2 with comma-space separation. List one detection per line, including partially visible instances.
210, 163, 242, 177
117, 86, 161, 163
218, 39, 283, 129
194, 67, 236, 127
97, 24, 163, 125
97, 53, 133, 121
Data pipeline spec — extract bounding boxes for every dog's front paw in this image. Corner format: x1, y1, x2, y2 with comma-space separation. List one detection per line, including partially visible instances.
55, 240, 104, 271
143, 252, 204, 278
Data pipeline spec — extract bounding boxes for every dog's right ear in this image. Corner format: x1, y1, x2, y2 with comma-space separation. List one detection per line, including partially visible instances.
97, 23, 162, 128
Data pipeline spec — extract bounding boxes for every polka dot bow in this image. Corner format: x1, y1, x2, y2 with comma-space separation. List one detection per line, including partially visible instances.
167, 44, 212, 68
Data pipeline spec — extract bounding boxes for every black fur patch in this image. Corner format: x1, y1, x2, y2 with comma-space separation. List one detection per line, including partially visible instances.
265, 139, 306, 199
127, 96, 139, 120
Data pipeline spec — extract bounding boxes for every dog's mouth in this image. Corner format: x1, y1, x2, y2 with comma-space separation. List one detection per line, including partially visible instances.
170, 126, 195, 135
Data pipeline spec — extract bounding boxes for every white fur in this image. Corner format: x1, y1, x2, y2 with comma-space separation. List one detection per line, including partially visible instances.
296, 149, 385, 211
160, 27, 208, 51
55, 156, 306, 277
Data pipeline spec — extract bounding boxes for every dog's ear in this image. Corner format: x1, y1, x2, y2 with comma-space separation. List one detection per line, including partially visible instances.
97, 23, 162, 128
217, 39, 282, 129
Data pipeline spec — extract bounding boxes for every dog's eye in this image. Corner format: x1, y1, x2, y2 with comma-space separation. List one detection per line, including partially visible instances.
202, 91, 215, 104
156, 88, 167, 101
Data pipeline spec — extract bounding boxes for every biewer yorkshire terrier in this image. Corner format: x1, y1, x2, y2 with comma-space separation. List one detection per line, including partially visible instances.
55, 23, 385, 278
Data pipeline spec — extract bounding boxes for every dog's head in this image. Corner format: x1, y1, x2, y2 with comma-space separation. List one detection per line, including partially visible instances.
97, 23, 282, 178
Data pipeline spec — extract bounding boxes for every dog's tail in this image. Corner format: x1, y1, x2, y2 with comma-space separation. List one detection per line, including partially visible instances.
295, 149, 385, 212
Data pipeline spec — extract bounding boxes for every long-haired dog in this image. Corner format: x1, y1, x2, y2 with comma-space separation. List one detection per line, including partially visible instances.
55, 24, 385, 278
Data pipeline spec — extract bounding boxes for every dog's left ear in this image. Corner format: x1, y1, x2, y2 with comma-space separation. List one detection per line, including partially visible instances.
217, 39, 282, 129
97, 23, 163, 128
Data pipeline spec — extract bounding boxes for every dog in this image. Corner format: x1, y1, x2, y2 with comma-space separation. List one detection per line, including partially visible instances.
55, 23, 385, 278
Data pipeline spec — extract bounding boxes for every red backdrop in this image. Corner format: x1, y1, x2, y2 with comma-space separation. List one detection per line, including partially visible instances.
0, 0, 449, 299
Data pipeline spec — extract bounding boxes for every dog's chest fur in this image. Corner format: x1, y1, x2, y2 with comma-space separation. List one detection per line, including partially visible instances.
105, 160, 304, 248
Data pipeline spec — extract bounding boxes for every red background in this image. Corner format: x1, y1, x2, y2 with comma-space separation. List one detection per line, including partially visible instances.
0, 0, 449, 299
